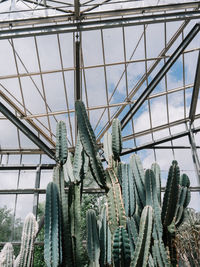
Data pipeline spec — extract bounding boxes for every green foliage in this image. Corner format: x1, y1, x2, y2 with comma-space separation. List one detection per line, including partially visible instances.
0, 206, 23, 243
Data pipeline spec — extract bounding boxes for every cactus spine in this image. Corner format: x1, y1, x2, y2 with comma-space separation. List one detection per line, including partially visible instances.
0, 243, 14, 267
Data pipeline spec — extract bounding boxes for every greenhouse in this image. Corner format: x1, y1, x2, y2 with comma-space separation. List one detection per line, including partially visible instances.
0, 0, 199, 266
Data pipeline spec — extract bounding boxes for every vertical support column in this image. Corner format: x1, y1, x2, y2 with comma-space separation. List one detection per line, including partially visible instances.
33, 165, 41, 219
74, 0, 81, 141
188, 127, 200, 186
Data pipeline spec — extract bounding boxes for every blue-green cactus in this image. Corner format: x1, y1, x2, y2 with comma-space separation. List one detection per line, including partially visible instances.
44, 182, 62, 267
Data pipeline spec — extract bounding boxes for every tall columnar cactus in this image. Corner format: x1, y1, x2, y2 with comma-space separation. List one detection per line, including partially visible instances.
99, 206, 112, 267
56, 121, 68, 165
68, 183, 85, 266
0, 243, 14, 267
130, 154, 146, 215
106, 168, 126, 234
112, 226, 131, 267
86, 209, 100, 266
44, 182, 62, 267
112, 118, 122, 161
175, 173, 191, 227
17, 213, 38, 267
161, 160, 179, 228
75, 100, 108, 191
121, 163, 135, 217
131, 206, 153, 267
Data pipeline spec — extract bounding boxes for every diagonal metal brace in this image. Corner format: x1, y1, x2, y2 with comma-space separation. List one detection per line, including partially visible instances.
121, 23, 200, 129
189, 50, 200, 123
0, 102, 56, 160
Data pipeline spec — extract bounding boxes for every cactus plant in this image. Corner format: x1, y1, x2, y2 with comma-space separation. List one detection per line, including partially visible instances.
56, 121, 68, 165
131, 205, 153, 267
17, 213, 38, 267
112, 118, 122, 161
44, 182, 62, 267
86, 209, 100, 266
0, 242, 14, 267
112, 226, 131, 267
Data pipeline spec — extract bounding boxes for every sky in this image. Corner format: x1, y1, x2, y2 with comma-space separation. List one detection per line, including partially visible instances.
0, 0, 199, 239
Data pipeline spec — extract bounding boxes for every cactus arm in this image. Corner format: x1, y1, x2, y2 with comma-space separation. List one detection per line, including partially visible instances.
161, 160, 179, 227
113, 227, 131, 267
99, 206, 112, 267
130, 154, 146, 211
106, 169, 126, 234
44, 182, 62, 267
73, 133, 84, 183
64, 152, 75, 182
126, 216, 139, 257
86, 210, 100, 266
175, 174, 191, 227
112, 118, 122, 161
75, 100, 108, 191
121, 164, 136, 217
131, 206, 153, 267
56, 121, 68, 165
103, 131, 113, 164
151, 163, 161, 204
53, 165, 73, 266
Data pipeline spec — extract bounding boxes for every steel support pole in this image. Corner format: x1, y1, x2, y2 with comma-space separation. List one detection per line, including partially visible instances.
0, 102, 55, 160
189, 50, 200, 123
188, 127, 200, 186
33, 166, 41, 219
121, 23, 200, 129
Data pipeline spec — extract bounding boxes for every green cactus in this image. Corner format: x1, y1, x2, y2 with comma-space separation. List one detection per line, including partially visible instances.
86, 209, 100, 266
130, 154, 146, 214
75, 100, 108, 191
56, 121, 68, 165
99, 206, 112, 267
106, 168, 126, 234
0, 243, 14, 267
151, 163, 161, 205
131, 206, 153, 267
126, 215, 139, 256
112, 118, 122, 161
161, 160, 179, 228
113, 226, 131, 267
17, 213, 38, 267
68, 183, 85, 266
121, 163, 135, 217
44, 182, 62, 267
175, 174, 191, 227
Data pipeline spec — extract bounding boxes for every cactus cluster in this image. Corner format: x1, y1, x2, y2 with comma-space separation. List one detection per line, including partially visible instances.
1, 100, 192, 266
42, 100, 192, 267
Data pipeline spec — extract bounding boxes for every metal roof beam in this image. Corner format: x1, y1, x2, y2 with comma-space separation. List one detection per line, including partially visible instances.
189, 51, 200, 123
0, 102, 56, 160
121, 23, 200, 129
121, 126, 200, 156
